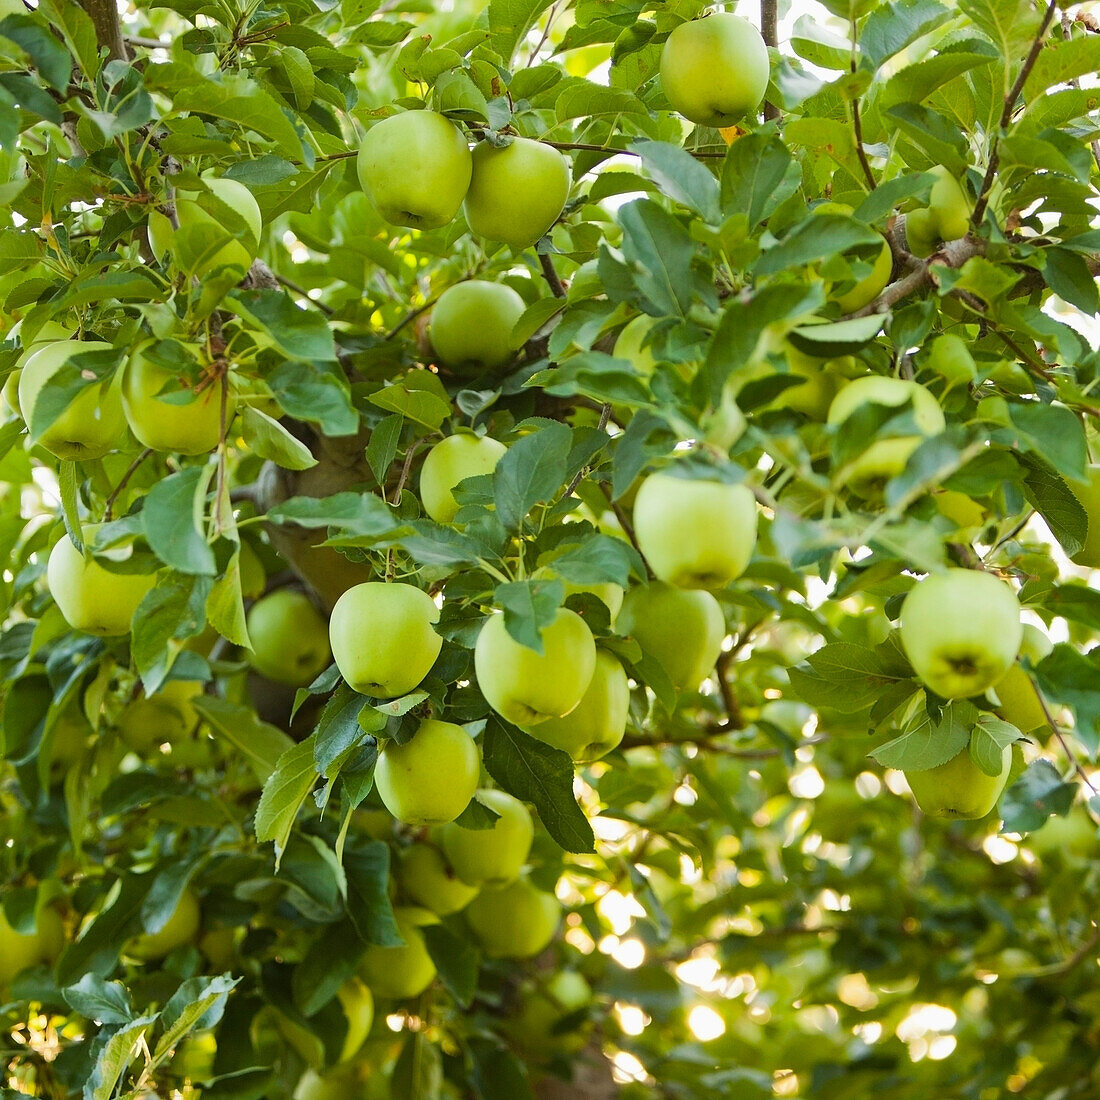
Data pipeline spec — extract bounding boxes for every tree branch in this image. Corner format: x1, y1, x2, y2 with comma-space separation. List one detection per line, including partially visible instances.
539, 252, 566, 298
77, 0, 127, 61
761, 0, 780, 121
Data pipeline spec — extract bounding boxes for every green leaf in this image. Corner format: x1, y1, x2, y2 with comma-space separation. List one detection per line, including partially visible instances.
1042, 247, 1100, 314
228, 289, 336, 362
369, 378, 452, 431
1007, 403, 1087, 482
492, 421, 572, 531
422, 923, 480, 1008
870, 700, 975, 771
392, 1030, 443, 1100
314, 683, 377, 775
614, 198, 697, 317
132, 573, 211, 694
488, 0, 554, 63
57, 874, 148, 985
240, 406, 317, 470
788, 642, 913, 714
267, 491, 399, 543
860, 0, 950, 68
63, 975, 133, 1026
153, 974, 238, 1062
0, 14, 72, 91
548, 534, 636, 587
754, 214, 883, 277
88, 1014, 157, 1100
206, 556, 250, 648
1034, 644, 1100, 756
970, 715, 1021, 777
495, 578, 564, 653
1000, 759, 1076, 833
631, 139, 720, 223
366, 412, 403, 489
787, 315, 885, 356
884, 102, 969, 171
194, 696, 295, 782
344, 843, 403, 946
143, 466, 217, 576
256, 736, 319, 867
720, 133, 801, 229
1018, 454, 1086, 559
959, 0, 1039, 62
268, 360, 358, 437
482, 718, 595, 853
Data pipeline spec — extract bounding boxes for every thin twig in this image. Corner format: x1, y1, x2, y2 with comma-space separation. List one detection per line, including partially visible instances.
1036, 683, 1099, 795
539, 253, 566, 298
275, 272, 334, 314
852, 100, 876, 190
562, 404, 611, 497
104, 448, 154, 520
761, 0, 780, 121
384, 295, 440, 341
714, 649, 744, 731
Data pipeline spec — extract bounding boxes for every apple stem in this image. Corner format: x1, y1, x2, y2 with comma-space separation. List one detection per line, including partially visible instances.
103, 448, 154, 521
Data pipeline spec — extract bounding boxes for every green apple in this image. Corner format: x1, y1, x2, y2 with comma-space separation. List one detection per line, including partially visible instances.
465, 876, 561, 958
1028, 805, 1097, 860
122, 341, 235, 456
126, 888, 201, 961
153, 177, 262, 275
429, 281, 525, 375
826, 375, 946, 495
813, 203, 892, 313
904, 207, 938, 258
4, 320, 74, 419
118, 679, 204, 753
375, 719, 480, 826
506, 971, 592, 1057
419, 433, 508, 524
464, 137, 571, 249
329, 582, 441, 697
0, 904, 65, 989
770, 345, 841, 420
928, 165, 970, 242
899, 568, 1022, 699
357, 111, 472, 230
613, 314, 659, 376
18, 340, 126, 460
440, 788, 534, 886
934, 489, 987, 531
1068, 465, 1100, 568
632, 472, 758, 589
246, 589, 332, 687
172, 1029, 216, 1082
659, 13, 770, 126
475, 608, 596, 725
198, 925, 237, 972
397, 843, 479, 915
358, 906, 438, 999
525, 649, 629, 762
617, 582, 726, 692
532, 565, 623, 623
47, 532, 156, 637
239, 539, 266, 599
336, 977, 374, 1063
991, 624, 1053, 734
905, 741, 1011, 819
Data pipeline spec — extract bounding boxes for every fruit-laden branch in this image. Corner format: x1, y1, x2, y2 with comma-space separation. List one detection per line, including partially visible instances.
77, 0, 127, 61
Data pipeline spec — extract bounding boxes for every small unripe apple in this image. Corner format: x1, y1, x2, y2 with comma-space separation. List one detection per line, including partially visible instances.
357, 111, 472, 230
429, 281, 526, 375
617, 582, 725, 692
1068, 465, 1100, 568
525, 649, 630, 762
465, 876, 561, 958
927, 165, 970, 242
633, 471, 758, 589
419, 433, 507, 524
397, 843, 479, 915
506, 971, 593, 1057
0, 904, 65, 990
440, 788, 534, 886
358, 906, 438, 999
659, 14, 770, 127
19, 340, 127, 461
126, 888, 201, 961
813, 203, 892, 313
613, 314, 659, 376
335, 977, 374, 1063
464, 137, 571, 249
991, 624, 1053, 734
329, 582, 441, 697
118, 679, 204, 753
475, 608, 596, 726
905, 741, 1010, 819
904, 208, 938, 258
246, 590, 332, 687
375, 719, 480, 826
47, 532, 156, 637
899, 568, 1022, 699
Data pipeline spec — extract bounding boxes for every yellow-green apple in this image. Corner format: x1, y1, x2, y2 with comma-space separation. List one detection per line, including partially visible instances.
118, 679, 204, 753
475, 608, 596, 725
122, 342, 234, 456
0, 904, 65, 989
465, 877, 561, 958
464, 137, 571, 249
905, 741, 1010, 819
632, 472, 758, 589
47, 532, 156, 637
375, 719, 479, 826
358, 906, 438, 999
991, 624, 1053, 734
18, 340, 126, 460
357, 111, 472, 230
1028, 804, 1097, 860
524, 649, 629, 762
440, 788, 534, 885
335, 977, 374, 1063
419, 433, 507, 524
126, 888, 201, 961
613, 314, 659, 376
246, 590, 332, 687
826, 375, 945, 495
771, 345, 841, 420
659, 13, 770, 126
172, 1029, 217, 1082
4, 320, 74, 419
928, 165, 970, 242
904, 207, 938, 258
198, 926, 237, 972
813, 202, 891, 313
899, 568, 1022, 698
397, 843, 479, 915
506, 971, 592, 1057
531, 565, 623, 623
1068, 465, 1100, 568
617, 582, 725, 692
429, 281, 525, 375
151, 177, 262, 275
329, 582, 441, 697
934, 489, 986, 531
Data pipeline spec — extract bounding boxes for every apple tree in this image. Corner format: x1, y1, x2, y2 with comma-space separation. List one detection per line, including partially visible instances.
1, 0, 1100, 1096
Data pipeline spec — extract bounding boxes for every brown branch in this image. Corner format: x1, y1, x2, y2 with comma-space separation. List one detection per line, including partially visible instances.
77, 0, 127, 60
761, 0, 780, 121
539, 252, 566, 298
384, 294, 440, 341
714, 648, 744, 731
852, 99, 876, 190
104, 448, 154, 521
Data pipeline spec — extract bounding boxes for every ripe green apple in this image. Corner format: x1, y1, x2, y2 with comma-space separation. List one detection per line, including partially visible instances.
613, 314, 658, 376
246, 589, 332, 687
375, 719, 480, 826
905, 741, 1011, 819
899, 568, 1022, 699
4, 320, 74, 419
47, 532, 156, 637
335, 977, 374, 1063
475, 608, 596, 725
428, 281, 525, 375
419, 433, 508, 524
617, 582, 726, 692
0, 904, 65, 989
357, 111, 472, 230
506, 971, 593, 1057
329, 582, 441, 697
397, 843, 479, 915
18, 340, 126, 461
153, 177, 262, 275
1068, 464, 1100, 568
118, 679, 204, 753
440, 788, 534, 886
770, 345, 841, 420
659, 13, 770, 126
358, 906, 438, 999
122, 342, 234, 456
464, 137, 571, 249
126, 888, 201, 961
524, 649, 630, 762
632, 472, 758, 589
927, 165, 970, 242
991, 624, 1053, 734
826, 375, 946, 495
465, 877, 561, 958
